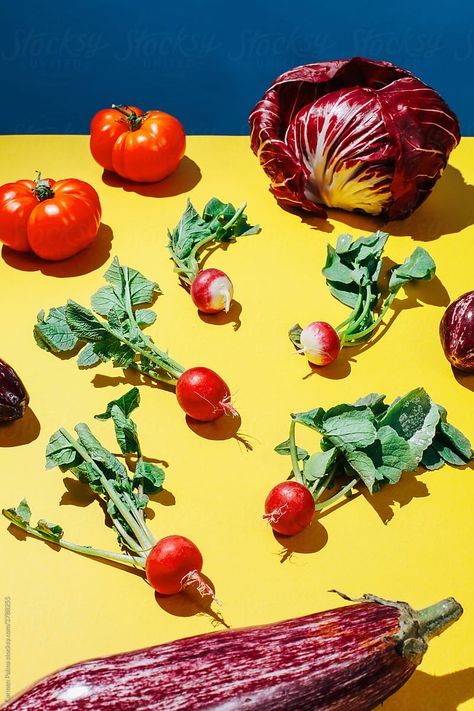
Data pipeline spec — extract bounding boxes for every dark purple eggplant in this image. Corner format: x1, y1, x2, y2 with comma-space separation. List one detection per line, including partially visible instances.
0, 359, 29, 422
2, 593, 462, 710
440, 290, 474, 371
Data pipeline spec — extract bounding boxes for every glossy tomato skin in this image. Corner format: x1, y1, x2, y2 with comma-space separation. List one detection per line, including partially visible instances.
90, 106, 143, 172
176, 367, 234, 422
0, 180, 48, 252
0, 178, 102, 260
264, 481, 315, 536
146, 536, 203, 595
90, 106, 186, 182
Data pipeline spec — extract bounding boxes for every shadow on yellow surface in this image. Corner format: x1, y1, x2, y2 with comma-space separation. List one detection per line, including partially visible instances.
199, 299, 243, 331
362, 472, 430, 525
383, 667, 474, 711
453, 368, 474, 392
0, 407, 40, 446
155, 577, 229, 628
299, 165, 474, 242
101, 156, 201, 198
186, 413, 254, 449
1, 223, 113, 278
275, 518, 329, 562
91, 369, 176, 393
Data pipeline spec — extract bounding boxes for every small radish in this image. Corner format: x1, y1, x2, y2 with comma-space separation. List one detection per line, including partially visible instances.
176, 366, 237, 422
298, 321, 340, 366
146, 535, 213, 597
191, 268, 234, 314
263, 481, 315, 536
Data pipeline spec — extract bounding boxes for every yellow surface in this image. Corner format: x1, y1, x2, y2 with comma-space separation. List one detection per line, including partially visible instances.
0, 135, 473, 709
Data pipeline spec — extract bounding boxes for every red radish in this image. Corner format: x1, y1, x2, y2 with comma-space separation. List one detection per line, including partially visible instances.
439, 290, 474, 372
264, 481, 315, 535
176, 366, 237, 422
298, 321, 340, 366
146, 535, 212, 596
191, 268, 234, 314
4, 594, 462, 710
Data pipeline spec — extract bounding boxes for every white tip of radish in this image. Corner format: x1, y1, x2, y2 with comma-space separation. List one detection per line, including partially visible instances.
191, 269, 234, 314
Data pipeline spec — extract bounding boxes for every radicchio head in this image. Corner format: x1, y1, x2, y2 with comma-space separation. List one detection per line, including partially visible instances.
249, 58, 460, 219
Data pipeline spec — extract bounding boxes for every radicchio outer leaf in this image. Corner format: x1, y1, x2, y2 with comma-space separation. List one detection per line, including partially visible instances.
249, 57, 460, 219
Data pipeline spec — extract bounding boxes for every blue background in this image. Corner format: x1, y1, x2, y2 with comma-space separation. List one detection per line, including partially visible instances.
2, 0, 474, 135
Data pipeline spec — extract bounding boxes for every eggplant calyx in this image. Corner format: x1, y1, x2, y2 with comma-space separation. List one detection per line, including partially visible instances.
330, 590, 463, 666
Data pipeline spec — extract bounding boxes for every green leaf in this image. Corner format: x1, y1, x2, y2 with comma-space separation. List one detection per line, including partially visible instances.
292, 407, 326, 431
65, 300, 109, 342
344, 450, 377, 492
438, 420, 472, 460
74, 423, 128, 484
77, 343, 101, 368
135, 309, 157, 327
354, 393, 388, 416
389, 247, 436, 293
134, 459, 165, 494
104, 257, 160, 307
364, 425, 418, 486
288, 323, 302, 349
203, 198, 259, 240
168, 199, 209, 261
36, 520, 64, 541
352, 231, 389, 263
2, 499, 31, 526
304, 448, 337, 482
431, 439, 468, 466
322, 244, 355, 284
326, 280, 361, 308
421, 445, 445, 470
380, 388, 440, 461
321, 410, 377, 451
274, 438, 309, 461
34, 306, 78, 353
46, 430, 82, 470
91, 285, 124, 317
108, 404, 139, 455
95, 388, 141, 421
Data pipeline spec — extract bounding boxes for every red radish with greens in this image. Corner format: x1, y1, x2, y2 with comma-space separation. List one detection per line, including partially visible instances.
266, 388, 473, 537
167, 197, 259, 315
293, 321, 340, 366
2, 592, 462, 710
263, 481, 315, 535
146, 535, 213, 596
2, 389, 216, 603
190, 268, 234, 313
176, 366, 237, 422
33, 257, 237, 423
439, 290, 474, 372
290, 232, 436, 367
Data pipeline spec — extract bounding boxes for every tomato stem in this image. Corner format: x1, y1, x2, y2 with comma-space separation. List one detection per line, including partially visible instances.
33, 171, 55, 202
111, 104, 145, 131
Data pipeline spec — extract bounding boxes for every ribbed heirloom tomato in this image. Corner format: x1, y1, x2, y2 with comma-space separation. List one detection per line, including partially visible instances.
90, 104, 186, 182
0, 174, 102, 260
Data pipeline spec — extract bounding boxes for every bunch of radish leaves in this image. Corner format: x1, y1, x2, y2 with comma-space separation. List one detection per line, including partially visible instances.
3, 388, 162, 568
276, 388, 472, 512
167, 197, 259, 285
34, 257, 186, 385
290, 232, 436, 349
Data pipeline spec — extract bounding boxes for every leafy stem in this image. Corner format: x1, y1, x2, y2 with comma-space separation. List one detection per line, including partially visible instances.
167, 197, 259, 286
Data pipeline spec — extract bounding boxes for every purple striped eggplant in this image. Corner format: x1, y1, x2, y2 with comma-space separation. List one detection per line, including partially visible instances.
2, 594, 462, 711
440, 290, 474, 371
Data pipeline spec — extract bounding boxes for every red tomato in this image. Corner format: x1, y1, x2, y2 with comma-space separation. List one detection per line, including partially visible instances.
90, 104, 186, 183
0, 176, 102, 260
